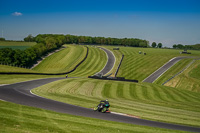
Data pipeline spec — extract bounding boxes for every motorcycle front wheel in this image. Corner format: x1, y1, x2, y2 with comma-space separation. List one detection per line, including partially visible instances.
94, 107, 98, 111
101, 107, 107, 113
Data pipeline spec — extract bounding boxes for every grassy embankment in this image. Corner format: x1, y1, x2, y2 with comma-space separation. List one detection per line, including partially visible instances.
0, 101, 186, 133
67, 45, 107, 77
154, 58, 192, 85
0, 41, 36, 50
33, 78, 200, 127
32, 45, 87, 73
164, 59, 200, 92
0, 44, 87, 74
114, 47, 200, 82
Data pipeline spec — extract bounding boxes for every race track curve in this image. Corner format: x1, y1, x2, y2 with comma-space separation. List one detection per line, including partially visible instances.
95, 47, 115, 75
0, 78, 200, 132
143, 56, 187, 83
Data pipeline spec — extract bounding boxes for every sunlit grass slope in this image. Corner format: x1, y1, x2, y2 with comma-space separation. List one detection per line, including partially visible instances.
33, 78, 200, 127
33, 45, 87, 73
0, 65, 36, 73
165, 59, 200, 92
68, 46, 107, 77
115, 47, 200, 82
0, 101, 185, 133
0, 74, 63, 84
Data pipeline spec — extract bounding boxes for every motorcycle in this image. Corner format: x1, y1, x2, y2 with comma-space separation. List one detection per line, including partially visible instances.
94, 103, 110, 113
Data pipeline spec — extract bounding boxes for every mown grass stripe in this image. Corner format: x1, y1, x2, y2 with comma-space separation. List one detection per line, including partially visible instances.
129, 83, 139, 100
117, 83, 124, 98
122, 83, 132, 100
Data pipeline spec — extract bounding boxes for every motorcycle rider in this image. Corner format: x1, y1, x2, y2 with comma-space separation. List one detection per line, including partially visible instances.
98, 99, 110, 109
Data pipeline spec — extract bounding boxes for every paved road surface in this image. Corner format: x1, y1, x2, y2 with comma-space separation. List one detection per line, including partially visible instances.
95, 47, 115, 75
0, 78, 200, 132
143, 57, 187, 83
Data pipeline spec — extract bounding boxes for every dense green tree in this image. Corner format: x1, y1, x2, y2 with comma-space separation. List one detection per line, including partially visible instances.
152, 42, 157, 48
45, 37, 57, 50
139, 41, 147, 47
157, 43, 162, 48
24, 34, 35, 42
173, 44, 177, 49
0, 37, 5, 41
177, 44, 184, 49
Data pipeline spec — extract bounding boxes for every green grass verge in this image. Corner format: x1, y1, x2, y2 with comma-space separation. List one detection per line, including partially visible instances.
0, 74, 64, 84
32, 78, 200, 127
33, 45, 87, 73
68, 46, 107, 77
0, 101, 186, 133
189, 60, 200, 80
154, 58, 194, 85
0, 65, 37, 73
165, 60, 200, 92
0, 41, 36, 46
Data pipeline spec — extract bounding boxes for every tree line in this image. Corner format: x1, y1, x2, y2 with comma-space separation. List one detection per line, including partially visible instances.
1, 34, 149, 68
151, 42, 163, 48
28, 34, 149, 47
172, 44, 200, 50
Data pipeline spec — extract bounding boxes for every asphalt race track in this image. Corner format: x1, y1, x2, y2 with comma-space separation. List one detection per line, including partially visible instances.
143, 57, 187, 83
0, 78, 200, 132
95, 47, 115, 75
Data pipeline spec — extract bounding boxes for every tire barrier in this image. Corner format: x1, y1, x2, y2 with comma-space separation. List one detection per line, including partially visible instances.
0, 46, 89, 75
88, 75, 138, 83
114, 54, 124, 77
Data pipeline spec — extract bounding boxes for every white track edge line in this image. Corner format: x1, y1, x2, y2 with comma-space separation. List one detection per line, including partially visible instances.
111, 111, 140, 118
0, 84, 8, 86
0, 99, 6, 102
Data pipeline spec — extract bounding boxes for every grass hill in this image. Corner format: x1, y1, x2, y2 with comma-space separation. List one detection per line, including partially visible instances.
67, 46, 107, 77
111, 47, 200, 82
0, 65, 36, 73
32, 45, 87, 73
164, 59, 200, 92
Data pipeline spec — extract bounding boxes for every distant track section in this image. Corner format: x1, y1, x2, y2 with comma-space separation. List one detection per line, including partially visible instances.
143, 57, 186, 83
95, 47, 115, 76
